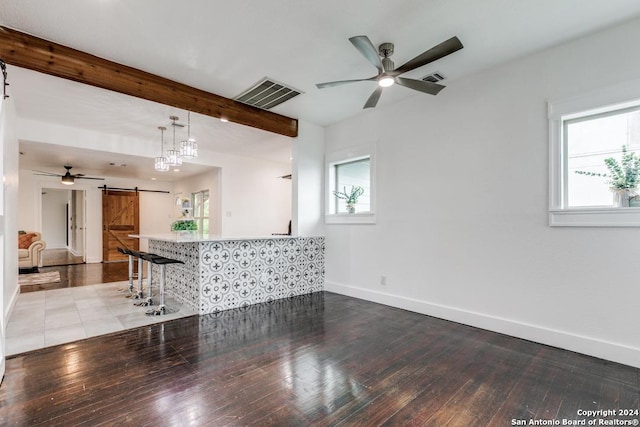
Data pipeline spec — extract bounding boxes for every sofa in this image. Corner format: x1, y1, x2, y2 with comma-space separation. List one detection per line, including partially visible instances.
18, 231, 46, 269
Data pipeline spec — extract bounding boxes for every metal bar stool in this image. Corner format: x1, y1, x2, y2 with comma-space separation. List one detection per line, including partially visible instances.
116, 247, 137, 295
134, 252, 163, 307
145, 256, 183, 316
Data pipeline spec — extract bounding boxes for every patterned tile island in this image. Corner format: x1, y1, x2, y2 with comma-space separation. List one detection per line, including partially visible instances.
132, 234, 325, 314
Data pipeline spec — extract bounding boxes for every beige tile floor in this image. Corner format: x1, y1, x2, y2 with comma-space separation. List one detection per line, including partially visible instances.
6, 281, 198, 356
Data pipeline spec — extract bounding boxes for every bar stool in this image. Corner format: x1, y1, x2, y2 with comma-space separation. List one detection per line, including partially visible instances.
116, 247, 137, 295
145, 256, 183, 316
134, 252, 162, 307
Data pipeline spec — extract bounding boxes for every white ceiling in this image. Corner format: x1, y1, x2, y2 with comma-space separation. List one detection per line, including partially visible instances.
3, 0, 640, 178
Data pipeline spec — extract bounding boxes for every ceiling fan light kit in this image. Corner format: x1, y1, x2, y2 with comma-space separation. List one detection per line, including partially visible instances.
316, 35, 464, 109
61, 174, 74, 185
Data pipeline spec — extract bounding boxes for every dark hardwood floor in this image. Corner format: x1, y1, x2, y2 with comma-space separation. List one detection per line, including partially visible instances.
1, 292, 638, 426
21, 261, 130, 293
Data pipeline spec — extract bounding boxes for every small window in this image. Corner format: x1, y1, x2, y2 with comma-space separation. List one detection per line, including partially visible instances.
334, 158, 371, 213
325, 143, 376, 224
192, 190, 210, 234
565, 107, 640, 208
548, 79, 640, 226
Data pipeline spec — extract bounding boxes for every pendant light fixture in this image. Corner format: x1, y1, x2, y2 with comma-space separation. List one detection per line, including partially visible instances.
154, 126, 170, 172
180, 111, 198, 159
165, 116, 182, 166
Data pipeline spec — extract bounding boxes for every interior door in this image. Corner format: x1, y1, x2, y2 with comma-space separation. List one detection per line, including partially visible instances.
102, 190, 139, 262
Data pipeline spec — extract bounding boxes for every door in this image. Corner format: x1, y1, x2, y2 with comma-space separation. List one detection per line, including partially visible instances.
102, 190, 139, 262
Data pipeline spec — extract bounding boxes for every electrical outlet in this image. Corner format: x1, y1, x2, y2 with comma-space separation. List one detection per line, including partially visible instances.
380, 275, 387, 286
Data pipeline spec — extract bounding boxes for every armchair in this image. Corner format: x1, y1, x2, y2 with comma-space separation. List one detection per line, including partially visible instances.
18, 232, 46, 269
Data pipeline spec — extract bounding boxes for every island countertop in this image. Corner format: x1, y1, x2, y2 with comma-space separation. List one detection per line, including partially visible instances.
130, 233, 307, 243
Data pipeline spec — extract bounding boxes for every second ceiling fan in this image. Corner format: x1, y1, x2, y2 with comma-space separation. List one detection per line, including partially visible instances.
316, 35, 463, 109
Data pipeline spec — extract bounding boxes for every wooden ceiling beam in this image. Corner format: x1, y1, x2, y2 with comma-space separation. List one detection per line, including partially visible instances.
0, 26, 298, 137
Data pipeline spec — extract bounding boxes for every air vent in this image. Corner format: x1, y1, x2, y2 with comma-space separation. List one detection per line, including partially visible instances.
421, 71, 446, 83
235, 78, 302, 110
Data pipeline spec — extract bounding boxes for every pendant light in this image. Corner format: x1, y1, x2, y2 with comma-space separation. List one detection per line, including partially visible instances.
154, 126, 170, 172
165, 116, 182, 166
180, 111, 198, 159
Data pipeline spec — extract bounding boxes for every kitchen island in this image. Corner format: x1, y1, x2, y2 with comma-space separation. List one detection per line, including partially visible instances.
132, 234, 324, 314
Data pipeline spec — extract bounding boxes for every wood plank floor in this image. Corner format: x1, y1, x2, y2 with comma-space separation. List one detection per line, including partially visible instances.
1, 292, 638, 426
21, 262, 130, 293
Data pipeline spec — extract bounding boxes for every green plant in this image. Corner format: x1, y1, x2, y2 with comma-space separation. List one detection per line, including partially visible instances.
171, 219, 198, 231
333, 185, 364, 205
575, 145, 640, 191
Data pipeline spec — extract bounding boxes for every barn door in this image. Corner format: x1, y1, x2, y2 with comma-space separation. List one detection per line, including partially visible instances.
102, 190, 139, 262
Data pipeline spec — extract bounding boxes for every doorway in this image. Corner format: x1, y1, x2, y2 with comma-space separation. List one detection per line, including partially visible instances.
40, 188, 86, 267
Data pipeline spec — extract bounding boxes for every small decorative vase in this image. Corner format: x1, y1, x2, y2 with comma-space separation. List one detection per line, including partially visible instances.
346, 203, 356, 214
613, 190, 634, 207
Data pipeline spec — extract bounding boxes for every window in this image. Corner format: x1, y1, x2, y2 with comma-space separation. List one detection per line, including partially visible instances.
548, 79, 640, 226
192, 190, 209, 233
325, 143, 376, 224
565, 107, 640, 207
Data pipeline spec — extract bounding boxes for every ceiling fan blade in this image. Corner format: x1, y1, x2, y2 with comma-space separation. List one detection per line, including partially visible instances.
75, 176, 105, 181
349, 35, 384, 73
392, 36, 463, 76
33, 170, 63, 177
316, 77, 376, 89
363, 86, 384, 109
396, 77, 446, 95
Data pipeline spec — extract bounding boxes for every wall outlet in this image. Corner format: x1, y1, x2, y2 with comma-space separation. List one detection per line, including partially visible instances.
380, 275, 387, 286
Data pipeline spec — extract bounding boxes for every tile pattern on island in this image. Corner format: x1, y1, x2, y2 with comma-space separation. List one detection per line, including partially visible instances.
149, 237, 324, 315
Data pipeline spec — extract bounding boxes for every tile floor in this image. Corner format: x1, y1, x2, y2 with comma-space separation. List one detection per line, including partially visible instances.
6, 280, 198, 356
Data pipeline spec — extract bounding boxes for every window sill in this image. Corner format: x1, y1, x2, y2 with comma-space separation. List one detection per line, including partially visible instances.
549, 207, 640, 227
325, 212, 376, 225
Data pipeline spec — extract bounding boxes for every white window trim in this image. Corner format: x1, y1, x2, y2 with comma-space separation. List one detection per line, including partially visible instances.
325, 142, 376, 225
548, 78, 640, 227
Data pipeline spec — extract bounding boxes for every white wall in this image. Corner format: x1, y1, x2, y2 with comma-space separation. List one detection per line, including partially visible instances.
41, 188, 71, 248
2, 95, 19, 368
292, 120, 325, 236
324, 18, 640, 368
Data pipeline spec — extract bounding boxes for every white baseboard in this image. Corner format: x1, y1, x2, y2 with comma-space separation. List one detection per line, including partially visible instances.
47, 244, 67, 250
325, 281, 640, 369
5, 281, 20, 330
85, 257, 101, 264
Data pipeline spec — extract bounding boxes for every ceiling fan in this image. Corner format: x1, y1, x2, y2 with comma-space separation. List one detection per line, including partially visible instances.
33, 165, 105, 185
316, 35, 464, 109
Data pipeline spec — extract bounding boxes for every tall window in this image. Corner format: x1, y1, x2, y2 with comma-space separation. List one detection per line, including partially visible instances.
192, 190, 209, 234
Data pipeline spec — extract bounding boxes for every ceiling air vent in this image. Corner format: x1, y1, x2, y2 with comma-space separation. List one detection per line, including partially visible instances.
235, 78, 302, 110
421, 71, 446, 83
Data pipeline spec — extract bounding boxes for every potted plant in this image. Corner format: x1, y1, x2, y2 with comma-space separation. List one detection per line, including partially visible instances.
575, 145, 640, 207
171, 197, 197, 233
333, 185, 364, 213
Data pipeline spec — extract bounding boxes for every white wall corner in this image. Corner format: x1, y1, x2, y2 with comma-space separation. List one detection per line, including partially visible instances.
325, 281, 640, 369
292, 120, 325, 237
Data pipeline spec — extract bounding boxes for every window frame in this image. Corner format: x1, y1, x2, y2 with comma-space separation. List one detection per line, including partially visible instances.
325, 143, 377, 225
548, 79, 640, 227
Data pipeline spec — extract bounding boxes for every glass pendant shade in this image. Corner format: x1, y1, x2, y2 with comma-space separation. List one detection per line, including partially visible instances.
155, 126, 170, 172
165, 149, 182, 166
180, 138, 198, 158
155, 156, 169, 172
